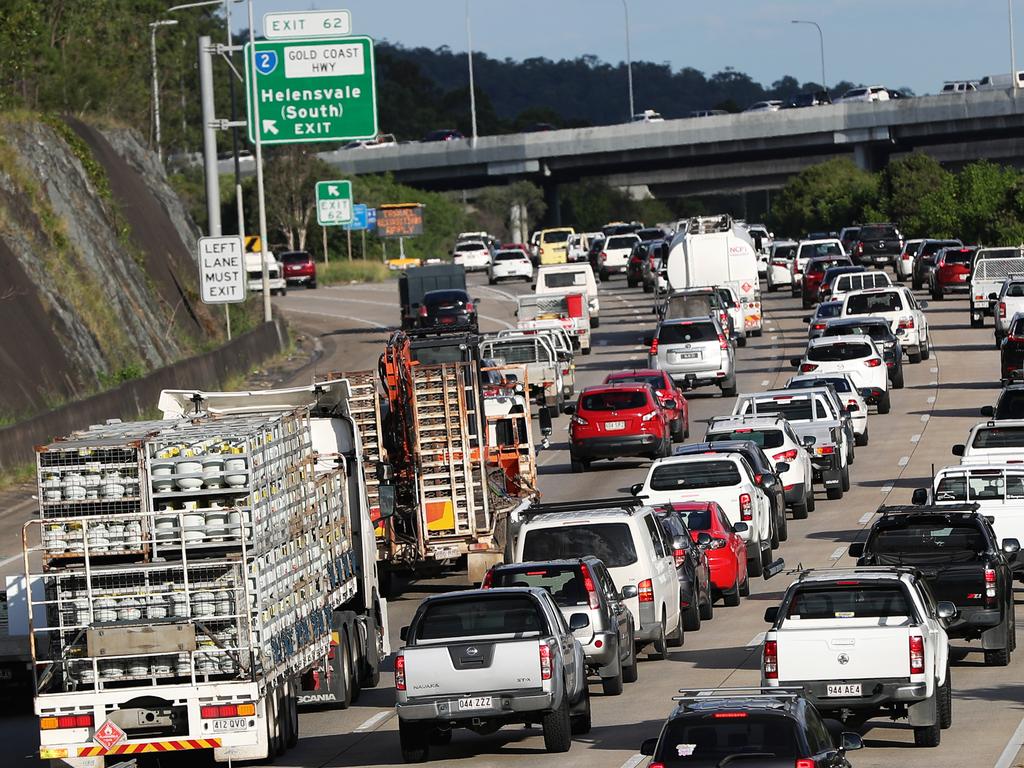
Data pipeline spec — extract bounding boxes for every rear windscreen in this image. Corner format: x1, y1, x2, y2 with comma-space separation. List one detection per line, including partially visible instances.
580, 390, 649, 411
666, 297, 714, 317
495, 251, 527, 261
489, 566, 587, 607
607, 236, 638, 249
936, 472, 1024, 501
659, 322, 717, 344
825, 325, 890, 343
608, 374, 664, 390
859, 226, 898, 240
816, 302, 843, 319
971, 427, 1024, 449
416, 595, 543, 640
542, 271, 588, 288
650, 461, 741, 491
942, 251, 972, 265
706, 429, 784, 449
808, 342, 873, 361
799, 242, 842, 260
921, 240, 959, 257
655, 715, 798, 764
542, 230, 572, 243
522, 523, 638, 567
455, 242, 484, 252
786, 585, 912, 620
845, 292, 903, 314
869, 519, 988, 564
745, 398, 816, 421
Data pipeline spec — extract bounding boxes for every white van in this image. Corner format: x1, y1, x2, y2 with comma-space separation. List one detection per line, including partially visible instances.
513, 501, 684, 659
535, 263, 601, 326
978, 71, 1024, 90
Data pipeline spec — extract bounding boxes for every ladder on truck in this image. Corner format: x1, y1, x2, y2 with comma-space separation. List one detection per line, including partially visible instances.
341, 371, 385, 523
412, 363, 491, 554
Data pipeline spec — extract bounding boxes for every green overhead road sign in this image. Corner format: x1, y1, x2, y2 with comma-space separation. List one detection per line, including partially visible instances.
316, 180, 353, 225
245, 36, 377, 145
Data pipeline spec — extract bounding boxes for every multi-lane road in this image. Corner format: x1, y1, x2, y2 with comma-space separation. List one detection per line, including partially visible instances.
2, 270, 1023, 768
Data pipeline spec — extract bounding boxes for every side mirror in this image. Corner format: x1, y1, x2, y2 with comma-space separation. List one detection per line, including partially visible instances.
920, 301, 929, 308
563, 403, 575, 415
530, 284, 536, 290
801, 435, 816, 447
775, 462, 790, 474
912, 488, 928, 505
981, 405, 995, 417
848, 542, 865, 558
400, 626, 409, 642
620, 585, 639, 600
568, 613, 590, 631
936, 601, 958, 620
662, 399, 677, 410
732, 522, 749, 533
640, 738, 658, 756
630, 483, 643, 496
1002, 537, 1021, 556
763, 606, 779, 624
952, 444, 965, 457
763, 558, 785, 579
644, 334, 655, 346
802, 316, 812, 323
840, 732, 864, 752
789, 358, 801, 367
696, 532, 712, 547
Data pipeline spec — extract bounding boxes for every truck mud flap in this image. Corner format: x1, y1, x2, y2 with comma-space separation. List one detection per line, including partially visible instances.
981, 618, 1011, 650
907, 692, 937, 727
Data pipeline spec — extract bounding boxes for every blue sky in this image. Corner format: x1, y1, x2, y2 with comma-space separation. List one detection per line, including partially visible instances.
233, 1, 1017, 96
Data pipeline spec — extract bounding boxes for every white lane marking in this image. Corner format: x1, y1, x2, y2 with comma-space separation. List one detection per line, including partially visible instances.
930, 367, 938, 373
858, 512, 874, 524
632, 309, 641, 315
928, 380, 938, 386
0, 553, 21, 569
618, 754, 647, 768
354, 711, 394, 732
830, 546, 846, 560
282, 308, 389, 329
927, 395, 936, 403
898, 456, 910, 467
911, 434, 921, 443
880, 484, 893, 495
634, 345, 646, 351
761, 380, 770, 387
771, 335, 779, 341
745, 632, 765, 649
921, 414, 930, 422
994, 710, 1024, 768
477, 285, 518, 302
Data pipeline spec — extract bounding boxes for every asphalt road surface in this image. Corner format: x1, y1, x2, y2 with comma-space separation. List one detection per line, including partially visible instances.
2, 270, 1022, 768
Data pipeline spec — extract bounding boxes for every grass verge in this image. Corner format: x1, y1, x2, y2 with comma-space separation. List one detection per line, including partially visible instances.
318, 260, 394, 286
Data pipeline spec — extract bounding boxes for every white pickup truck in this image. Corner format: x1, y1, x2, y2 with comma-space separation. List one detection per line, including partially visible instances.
480, 333, 567, 417
762, 568, 955, 747
952, 419, 1024, 465
395, 587, 590, 762
971, 247, 1024, 327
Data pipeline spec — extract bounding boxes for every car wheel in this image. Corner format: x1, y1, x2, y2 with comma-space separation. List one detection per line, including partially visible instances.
769, 514, 780, 549
921, 337, 931, 360
892, 368, 905, 389
737, 336, 747, 348
643, 282, 654, 294
488, 277, 496, 285
792, 492, 809, 519
627, 277, 638, 288
649, 614, 668, 660
399, 720, 431, 763
724, 571, 741, 606
671, 419, 685, 443
570, 458, 588, 474
826, 484, 844, 500
877, 391, 892, 415
971, 313, 984, 328
570, 685, 592, 735
592, 316, 600, 328
747, 550, 763, 577
683, 594, 702, 632
600, 269, 609, 282
801, 297, 812, 310
912, 276, 922, 291
541, 690, 573, 753
666, 607, 684, 648
996, 334, 1004, 350
739, 569, 751, 597
913, 719, 941, 748
721, 379, 738, 398
938, 667, 952, 729
601, 654, 624, 696
908, 350, 922, 364
841, 464, 851, 492
308, 280, 317, 289
806, 488, 816, 512
777, 507, 788, 542
699, 590, 714, 621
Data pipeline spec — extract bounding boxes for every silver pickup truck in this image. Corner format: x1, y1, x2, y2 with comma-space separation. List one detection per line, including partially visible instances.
481, 333, 567, 417
395, 587, 591, 762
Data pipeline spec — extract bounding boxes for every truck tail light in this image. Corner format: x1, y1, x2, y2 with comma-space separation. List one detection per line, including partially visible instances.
465, 302, 475, 312
649, 338, 659, 356
395, 653, 406, 690
773, 449, 798, 462
40, 715, 93, 730
1001, 302, 1007, 319
909, 635, 925, 675
638, 578, 654, 602
201, 703, 255, 719
481, 570, 493, 589
800, 363, 818, 373
814, 445, 835, 456
898, 317, 915, 330
985, 567, 997, 606
539, 642, 553, 680
763, 640, 778, 679
582, 567, 601, 610
864, 358, 882, 367
739, 493, 753, 521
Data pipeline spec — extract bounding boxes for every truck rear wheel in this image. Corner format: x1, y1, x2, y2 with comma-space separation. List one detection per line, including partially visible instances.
914, 719, 941, 748
542, 691, 573, 752
330, 631, 354, 708
399, 719, 431, 763
939, 668, 952, 729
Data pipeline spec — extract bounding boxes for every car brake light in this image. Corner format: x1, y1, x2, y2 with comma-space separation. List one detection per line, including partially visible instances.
642, 409, 659, 422
815, 445, 835, 455
481, 570, 493, 589
800, 363, 818, 373
985, 567, 997, 606
898, 317, 915, 330
649, 338, 659, 356
864, 358, 882, 367
796, 760, 816, 768
418, 305, 428, 317
713, 712, 748, 719
571, 414, 589, 426
638, 578, 654, 602
539, 642, 552, 680
673, 548, 685, 568
773, 449, 798, 462
739, 493, 753, 521
763, 640, 778, 679
909, 635, 924, 674
40, 715, 94, 730
200, 703, 255, 719
395, 654, 406, 690
1001, 302, 1007, 319
812, 322, 826, 331
582, 567, 600, 610
719, 334, 729, 350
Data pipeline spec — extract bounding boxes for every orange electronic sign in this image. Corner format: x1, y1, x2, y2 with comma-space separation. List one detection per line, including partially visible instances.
377, 203, 424, 238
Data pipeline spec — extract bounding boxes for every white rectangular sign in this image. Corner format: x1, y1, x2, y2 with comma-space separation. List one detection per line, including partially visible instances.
283, 42, 365, 78
317, 198, 353, 225
198, 236, 246, 304
264, 10, 352, 39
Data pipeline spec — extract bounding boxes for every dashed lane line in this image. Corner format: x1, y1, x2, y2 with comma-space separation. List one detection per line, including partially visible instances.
898, 456, 910, 467
921, 414, 930, 422
911, 434, 922, 443
354, 711, 394, 732
830, 546, 847, 560
618, 754, 647, 768
858, 512, 874, 524
880, 484, 894, 495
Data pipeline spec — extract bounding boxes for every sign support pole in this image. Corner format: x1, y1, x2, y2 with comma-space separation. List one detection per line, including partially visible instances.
361, 229, 366, 259
323, 226, 329, 264
347, 228, 353, 260
198, 36, 221, 237
247, 0, 272, 324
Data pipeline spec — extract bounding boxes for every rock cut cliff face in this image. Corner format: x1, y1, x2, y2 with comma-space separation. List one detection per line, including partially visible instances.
0, 114, 220, 417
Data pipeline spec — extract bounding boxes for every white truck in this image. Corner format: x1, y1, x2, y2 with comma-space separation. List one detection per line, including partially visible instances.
480, 333, 567, 418
517, 294, 592, 355
666, 215, 763, 336
762, 568, 955, 747
952, 419, 1024, 464
970, 247, 1024, 327
245, 252, 286, 295
27, 381, 387, 767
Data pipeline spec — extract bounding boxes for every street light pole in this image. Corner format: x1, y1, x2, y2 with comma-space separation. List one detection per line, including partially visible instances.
622, 0, 634, 120
1011, 0, 1019, 90
466, 0, 478, 144
150, 19, 178, 163
791, 20, 826, 93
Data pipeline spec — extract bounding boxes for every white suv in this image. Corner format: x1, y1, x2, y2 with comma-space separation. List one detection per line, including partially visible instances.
633, 453, 773, 576
841, 286, 930, 363
513, 501, 684, 659
599, 233, 641, 280
794, 335, 891, 414
704, 415, 815, 520
452, 240, 492, 271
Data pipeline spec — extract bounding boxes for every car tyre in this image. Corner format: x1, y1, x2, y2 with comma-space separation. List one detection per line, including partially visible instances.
570, 685, 592, 735
622, 636, 639, 683
570, 457, 588, 474
724, 572, 741, 606
667, 608, 684, 647
769, 515, 780, 549
738, 336, 747, 348
792, 495, 809, 520
777, 508, 789, 542
921, 337, 931, 360
627, 277, 638, 288
649, 615, 668, 660
892, 368, 905, 389
841, 464, 851, 492
747, 551, 764, 577
542, 691, 573, 753
877, 391, 892, 415
739, 570, 751, 597
683, 597, 702, 632
855, 427, 869, 446
699, 591, 714, 620
721, 379, 738, 398
938, 668, 952, 729
908, 350, 922, 364
592, 316, 600, 328
806, 488, 816, 512
399, 720, 431, 763
914, 719, 941, 748
671, 419, 685, 443
600, 268, 609, 282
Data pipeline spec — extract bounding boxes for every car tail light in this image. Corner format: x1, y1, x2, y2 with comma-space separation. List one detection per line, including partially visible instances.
739, 493, 753, 521
812, 322, 826, 331
481, 570, 493, 589
582, 567, 601, 610
800, 363, 818, 373
898, 317, 915, 330
395, 653, 406, 690
539, 642, 553, 680
909, 635, 924, 674
673, 548, 686, 568
763, 640, 778, 679
864, 358, 882, 367
814, 445, 835, 456
985, 567, 997, 606
649, 338, 659, 356
571, 414, 589, 426
719, 334, 729, 350
201, 703, 255, 719
1001, 302, 1007, 319
418, 305, 428, 318
641, 409, 659, 422
796, 760, 816, 768
600, 252, 608, 262
40, 715, 93, 730
638, 578, 654, 602
773, 449, 798, 462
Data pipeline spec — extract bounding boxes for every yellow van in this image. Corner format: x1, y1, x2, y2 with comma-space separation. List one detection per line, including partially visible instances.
537, 227, 575, 265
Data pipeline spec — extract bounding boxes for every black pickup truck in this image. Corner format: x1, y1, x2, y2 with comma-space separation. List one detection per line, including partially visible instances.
851, 223, 903, 268
850, 504, 1020, 666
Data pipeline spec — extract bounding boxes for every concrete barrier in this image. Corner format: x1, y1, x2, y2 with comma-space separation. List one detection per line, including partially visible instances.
0, 317, 288, 471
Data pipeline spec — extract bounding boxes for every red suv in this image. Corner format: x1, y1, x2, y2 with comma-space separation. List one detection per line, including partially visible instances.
567, 383, 673, 472
660, 501, 749, 607
801, 255, 853, 309
280, 250, 317, 288
603, 369, 690, 442
929, 246, 975, 299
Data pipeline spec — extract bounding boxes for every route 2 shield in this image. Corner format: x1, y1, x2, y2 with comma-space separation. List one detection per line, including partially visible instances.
254, 50, 278, 76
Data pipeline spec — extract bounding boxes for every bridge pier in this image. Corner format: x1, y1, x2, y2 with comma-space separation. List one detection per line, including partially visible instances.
543, 180, 561, 226
853, 142, 891, 172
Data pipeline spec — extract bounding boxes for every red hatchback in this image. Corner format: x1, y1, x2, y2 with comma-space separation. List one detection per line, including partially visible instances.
567, 383, 673, 472
930, 246, 975, 299
661, 501, 749, 606
280, 250, 317, 288
603, 369, 690, 442
801, 255, 853, 309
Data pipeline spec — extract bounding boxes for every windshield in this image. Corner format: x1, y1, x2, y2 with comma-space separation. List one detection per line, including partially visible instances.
654, 715, 798, 765
808, 341, 873, 361
936, 471, 1024, 501
542, 271, 588, 288
786, 585, 912, 620
870, 519, 988, 564
416, 595, 543, 640
522, 523, 638, 567
706, 429, 784, 449
580, 390, 649, 411
846, 291, 903, 314
650, 460, 741, 491
606, 235, 639, 249
489, 565, 589, 607
942, 250, 973, 265
773, 244, 797, 259
971, 427, 1024, 449
859, 225, 898, 240
659, 322, 717, 344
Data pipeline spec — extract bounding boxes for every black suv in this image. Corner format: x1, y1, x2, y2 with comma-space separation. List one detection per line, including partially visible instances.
982, 383, 1024, 419
640, 688, 863, 767
419, 289, 479, 333
654, 507, 714, 632
852, 222, 903, 268
821, 317, 904, 389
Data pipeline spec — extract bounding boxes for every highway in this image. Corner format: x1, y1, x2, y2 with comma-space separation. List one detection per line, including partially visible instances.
2, 271, 1022, 768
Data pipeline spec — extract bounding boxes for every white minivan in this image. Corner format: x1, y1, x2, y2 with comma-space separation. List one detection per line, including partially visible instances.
514, 503, 684, 658
535, 263, 601, 326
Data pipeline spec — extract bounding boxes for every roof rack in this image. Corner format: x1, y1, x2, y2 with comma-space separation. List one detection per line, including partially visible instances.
876, 502, 979, 516
518, 497, 645, 517
792, 565, 920, 582
673, 686, 805, 702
